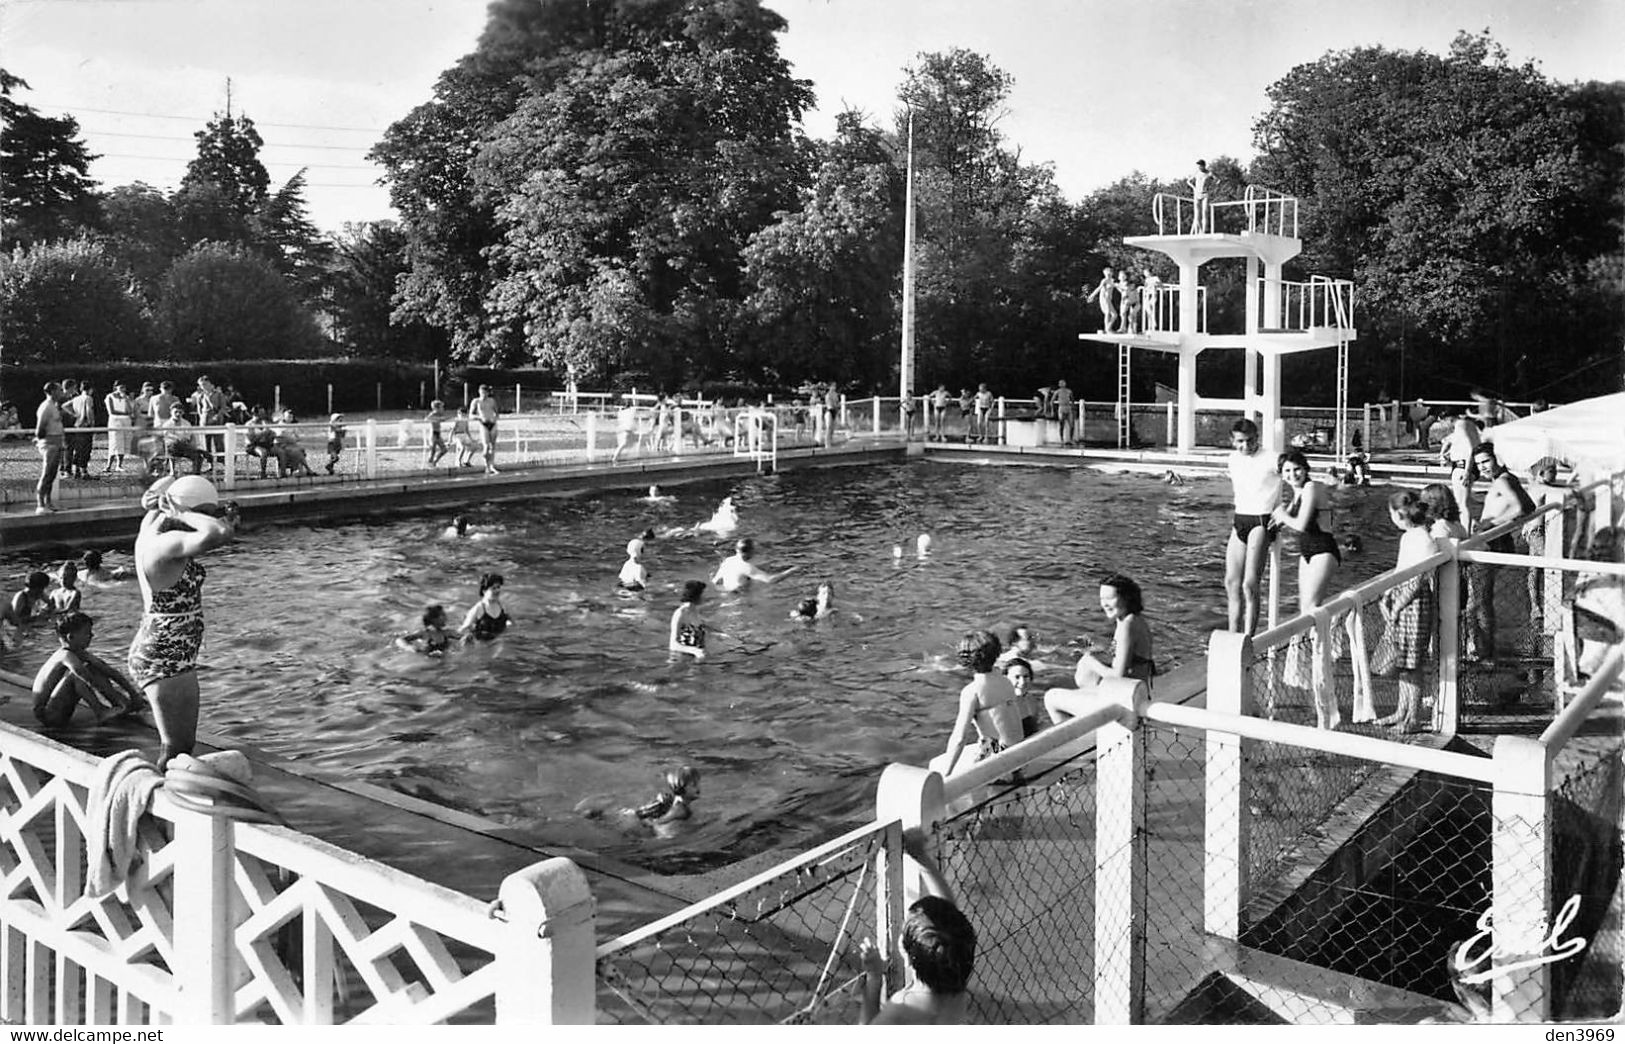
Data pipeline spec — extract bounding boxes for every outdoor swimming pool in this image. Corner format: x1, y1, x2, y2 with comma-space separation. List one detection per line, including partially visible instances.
0, 460, 1408, 872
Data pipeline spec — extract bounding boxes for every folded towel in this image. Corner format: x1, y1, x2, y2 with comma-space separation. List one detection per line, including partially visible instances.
86, 750, 164, 900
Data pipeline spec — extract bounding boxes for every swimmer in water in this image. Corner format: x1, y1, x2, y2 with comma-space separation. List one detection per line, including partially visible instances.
696, 496, 739, 536
397, 604, 451, 656
618, 537, 649, 591
459, 573, 510, 642
712, 538, 797, 592
78, 550, 133, 584
445, 515, 470, 538
1163, 470, 1185, 486
634, 765, 702, 826
669, 580, 708, 661
644, 485, 676, 504
916, 533, 933, 557
790, 580, 836, 621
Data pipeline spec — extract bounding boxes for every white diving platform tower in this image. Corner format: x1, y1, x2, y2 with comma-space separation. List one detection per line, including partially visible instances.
1079, 186, 1357, 456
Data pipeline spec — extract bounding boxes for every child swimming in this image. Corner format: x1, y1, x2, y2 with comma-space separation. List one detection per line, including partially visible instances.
789, 581, 835, 621
643, 485, 676, 504
634, 765, 702, 826
397, 604, 451, 656
695, 496, 739, 536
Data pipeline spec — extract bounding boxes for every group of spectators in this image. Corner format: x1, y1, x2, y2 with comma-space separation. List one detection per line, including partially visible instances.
27, 376, 354, 514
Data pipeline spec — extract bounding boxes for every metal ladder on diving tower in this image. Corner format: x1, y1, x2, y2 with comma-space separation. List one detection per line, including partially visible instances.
1116, 341, 1132, 449
1316, 275, 1354, 460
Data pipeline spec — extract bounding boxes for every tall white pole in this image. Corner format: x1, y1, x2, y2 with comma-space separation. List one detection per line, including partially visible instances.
900, 111, 916, 415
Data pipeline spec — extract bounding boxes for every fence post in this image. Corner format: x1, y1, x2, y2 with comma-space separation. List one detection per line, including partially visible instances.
1361, 403, 1372, 453
1094, 677, 1147, 1024
1078, 401, 1086, 445
170, 810, 237, 1023
1165, 402, 1174, 446
671, 408, 683, 458
364, 419, 378, 480
585, 411, 598, 462
1265, 541, 1282, 631
274, 385, 282, 416
222, 424, 238, 491
840, 394, 849, 431
1435, 553, 1462, 733
495, 858, 597, 1024
1205, 630, 1252, 940
996, 397, 1006, 445
871, 397, 880, 435
875, 763, 946, 986
1488, 735, 1551, 1022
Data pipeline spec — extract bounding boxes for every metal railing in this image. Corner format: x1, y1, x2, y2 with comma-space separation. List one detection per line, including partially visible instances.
1257, 277, 1356, 333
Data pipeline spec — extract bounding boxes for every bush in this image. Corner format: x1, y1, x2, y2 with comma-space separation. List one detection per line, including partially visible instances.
0, 238, 154, 365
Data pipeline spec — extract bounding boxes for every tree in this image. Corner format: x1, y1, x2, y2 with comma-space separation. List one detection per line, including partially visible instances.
254, 169, 333, 300
0, 70, 100, 249
181, 112, 270, 217
0, 238, 151, 366
96, 182, 183, 306
1249, 32, 1623, 398
742, 111, 904, 387
374, 0, 813, 381
154, 242, 323, 361
327, 221, 447, 360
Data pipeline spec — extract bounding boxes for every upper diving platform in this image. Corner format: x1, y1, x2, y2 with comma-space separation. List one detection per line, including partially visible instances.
1129, 185, 1304, 267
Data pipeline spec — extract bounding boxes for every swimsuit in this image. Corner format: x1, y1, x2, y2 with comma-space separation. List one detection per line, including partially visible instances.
1232, 513, 1276, 543
1289, 492, 1342, 563
127, 559, 206, 689
470, 604, 509, 641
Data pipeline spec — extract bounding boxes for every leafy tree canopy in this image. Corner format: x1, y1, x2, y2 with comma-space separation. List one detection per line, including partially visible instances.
154, 242, 323, 361
0, 238, 150, 365
1, 70, 100, 250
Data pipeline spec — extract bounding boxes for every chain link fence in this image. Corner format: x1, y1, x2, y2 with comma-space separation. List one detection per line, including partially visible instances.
594, 822, 894, 1025
932, 738, 1105, 1024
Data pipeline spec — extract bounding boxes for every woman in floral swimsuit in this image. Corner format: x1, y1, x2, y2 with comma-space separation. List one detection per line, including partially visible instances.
128, 475, 237, 768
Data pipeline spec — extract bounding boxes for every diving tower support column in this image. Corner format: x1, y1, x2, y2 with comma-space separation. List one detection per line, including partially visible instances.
1259, 260, 1286, 451
1177, 257, 1199, 453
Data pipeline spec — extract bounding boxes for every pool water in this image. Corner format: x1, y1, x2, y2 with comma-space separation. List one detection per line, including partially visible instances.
1, 461, 1407, 872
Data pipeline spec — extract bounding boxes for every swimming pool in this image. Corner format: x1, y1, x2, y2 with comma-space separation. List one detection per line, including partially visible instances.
0, 460, 1408, 872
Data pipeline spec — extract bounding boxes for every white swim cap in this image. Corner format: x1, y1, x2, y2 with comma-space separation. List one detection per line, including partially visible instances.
166, 475, 219, 511
917, 533, 933, 551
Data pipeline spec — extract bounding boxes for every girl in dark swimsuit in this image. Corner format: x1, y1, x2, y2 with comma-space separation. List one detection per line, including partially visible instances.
459, 573, 510, 642
1045, 573, 1156, 724
1271, 449, 1340, 612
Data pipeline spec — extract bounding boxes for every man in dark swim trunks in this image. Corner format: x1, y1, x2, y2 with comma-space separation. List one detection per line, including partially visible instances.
1224, 419, 1283, 635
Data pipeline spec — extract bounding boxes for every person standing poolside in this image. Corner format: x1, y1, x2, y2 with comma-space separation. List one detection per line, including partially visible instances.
823, 383, 841, 447
1462, 443, 1535, 664
972, 384, 995, 444
129, 476, 238, 769
424, 400, 450, 466
611, 402, 642, 465
1188, 159, 1211, 233
1271, 449, 1340, 612
929, 385, 951, 442
669, 580, 709, 661
1053, 380, 1076, 444
471, 384, 501, 475
148, 382, 179, 428
33, 382, 66, 514
1085, 267, 1117, 334
104, 382, 135, 472
1224, 419, 1283, 635
64, 380, 95, 480
1439, 415, 1483, 529
1375, 491, 1439, 733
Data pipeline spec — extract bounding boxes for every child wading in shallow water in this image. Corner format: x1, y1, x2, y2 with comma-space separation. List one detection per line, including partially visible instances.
397, 604, 451, 656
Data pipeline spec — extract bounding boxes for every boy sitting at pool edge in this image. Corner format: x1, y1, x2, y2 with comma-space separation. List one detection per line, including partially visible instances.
32, 612, 145, 726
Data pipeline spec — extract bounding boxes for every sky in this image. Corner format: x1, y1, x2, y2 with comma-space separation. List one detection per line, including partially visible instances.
3, 0, 1622, 234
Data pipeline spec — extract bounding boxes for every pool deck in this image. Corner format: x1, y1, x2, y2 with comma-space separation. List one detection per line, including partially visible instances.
0, 434, 1454, 551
